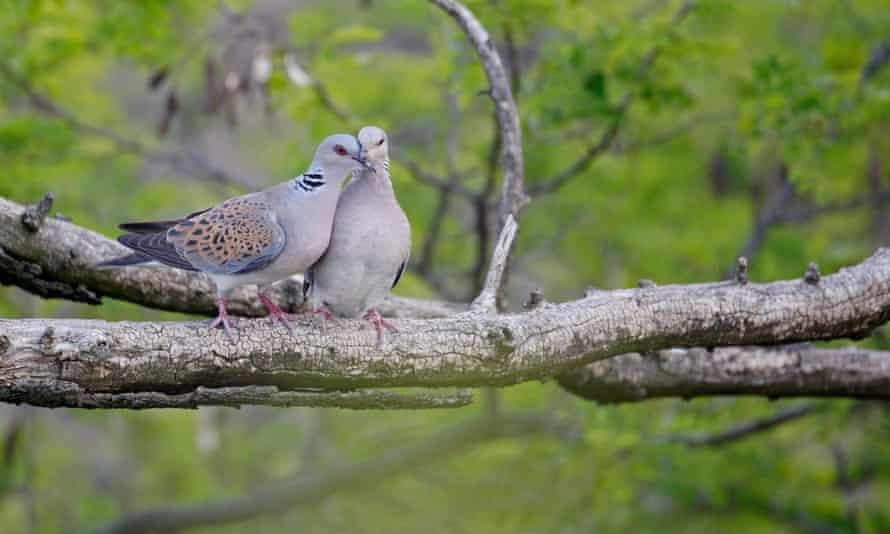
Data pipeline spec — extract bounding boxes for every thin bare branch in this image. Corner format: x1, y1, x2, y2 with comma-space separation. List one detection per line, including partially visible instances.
729, 184, 890, 276
430, 0, 528, 224
470, 214, 518, 312
402, 159, 477, 199
621, 111, 736, 153
528, 0, 696, 197
860, 39, 890, 86
662, 404, 820, 447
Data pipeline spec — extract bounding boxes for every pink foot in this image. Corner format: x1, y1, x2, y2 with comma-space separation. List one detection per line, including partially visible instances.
314, 306, 336, 322
209, 297, 236, 341
259, 293, 295, 334
364, 308, 397, 345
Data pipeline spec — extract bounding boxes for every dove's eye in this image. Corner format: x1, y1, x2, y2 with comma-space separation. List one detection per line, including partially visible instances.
333, 145, 348, 156
376, 138, 384, 146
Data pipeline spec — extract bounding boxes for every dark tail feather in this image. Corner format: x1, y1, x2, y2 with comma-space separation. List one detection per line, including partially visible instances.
118, 220, 181, 234
95, 252, 154, 269
116, 233, 198, 271
118, 207, 211, 234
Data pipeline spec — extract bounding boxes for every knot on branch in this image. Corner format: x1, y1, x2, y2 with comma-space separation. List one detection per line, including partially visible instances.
805, 262, 821, 285
735, 256, 749, 285
486, 326, 516, 361
21, 192, 54, 232
523, 289, 546, 310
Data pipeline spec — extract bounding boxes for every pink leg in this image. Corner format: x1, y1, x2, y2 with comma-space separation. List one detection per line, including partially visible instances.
208, 297, 236, 340
312, 305, 336, 333
364, 308, 397, 345
259, 293, 295, 334
314, 305, 335, 322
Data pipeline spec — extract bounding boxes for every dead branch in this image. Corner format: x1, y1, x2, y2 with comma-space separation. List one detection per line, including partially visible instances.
470, 214, 518, 313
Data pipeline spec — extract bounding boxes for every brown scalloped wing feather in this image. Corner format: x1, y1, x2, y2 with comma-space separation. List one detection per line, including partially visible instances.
167, 196, 284, 274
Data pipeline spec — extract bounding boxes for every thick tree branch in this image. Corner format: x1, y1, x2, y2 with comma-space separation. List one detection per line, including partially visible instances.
558, 346, 890, 403
95, 411, 568, 534
1, 247, 889, 409
0, 196, 462, 319
430, 0, 528, 224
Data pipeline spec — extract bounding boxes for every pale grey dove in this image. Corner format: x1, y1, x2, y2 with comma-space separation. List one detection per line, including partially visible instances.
305, 126, 411, 342
98, 133, 369, 337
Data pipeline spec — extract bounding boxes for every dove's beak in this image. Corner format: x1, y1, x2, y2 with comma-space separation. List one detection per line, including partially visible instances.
353, 153, 374, 173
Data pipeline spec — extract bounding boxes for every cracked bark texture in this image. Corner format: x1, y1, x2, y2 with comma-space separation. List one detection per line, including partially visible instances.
0, 381, 473, 410
0, 197, 462, 319
1, 248, 888, 405
559, 347, 890, 403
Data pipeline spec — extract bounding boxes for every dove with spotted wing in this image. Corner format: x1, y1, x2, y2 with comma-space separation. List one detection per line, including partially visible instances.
305, 126, 411, 343
98, 134, 368, 337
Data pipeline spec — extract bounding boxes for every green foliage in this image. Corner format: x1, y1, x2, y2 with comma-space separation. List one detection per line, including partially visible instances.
0, 0, 889, 532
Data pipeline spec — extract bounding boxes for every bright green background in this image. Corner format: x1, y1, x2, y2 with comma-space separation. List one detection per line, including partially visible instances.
1, 0, 889, 532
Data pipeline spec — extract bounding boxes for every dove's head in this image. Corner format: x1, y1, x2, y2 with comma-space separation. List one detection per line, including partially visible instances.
358, 126, 389, 167
313, 133, 370, 177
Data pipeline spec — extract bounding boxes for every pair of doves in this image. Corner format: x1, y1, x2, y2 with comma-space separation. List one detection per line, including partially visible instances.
99, 127, 411, 342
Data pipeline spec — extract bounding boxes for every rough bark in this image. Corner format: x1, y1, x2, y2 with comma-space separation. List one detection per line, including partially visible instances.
0, 382, 472, 410
0, 197, 462, 319
1, 248, 888, 407
559, 346, 890, 403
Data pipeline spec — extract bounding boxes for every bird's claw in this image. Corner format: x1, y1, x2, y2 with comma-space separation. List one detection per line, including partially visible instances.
259, 293, 297, 335
209, 314, 236, 342
364, 308, 397, 347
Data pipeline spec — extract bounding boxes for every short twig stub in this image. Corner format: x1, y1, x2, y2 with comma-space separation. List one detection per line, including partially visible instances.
805, 262, 821, 285
21, 192, 54, 232
735, 256, 749, 285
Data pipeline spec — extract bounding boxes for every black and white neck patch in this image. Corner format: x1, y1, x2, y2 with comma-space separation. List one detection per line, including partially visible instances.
294, 172, 326, 193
